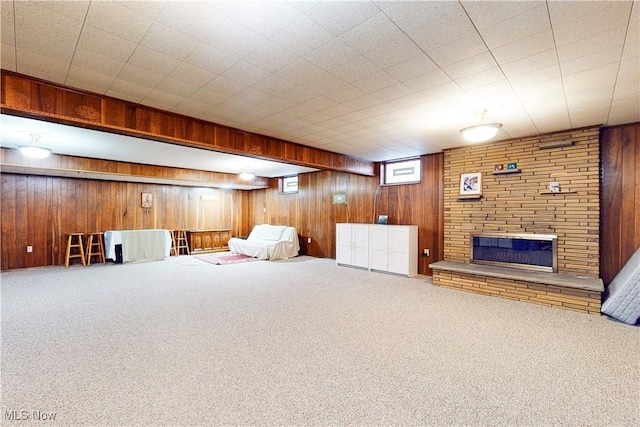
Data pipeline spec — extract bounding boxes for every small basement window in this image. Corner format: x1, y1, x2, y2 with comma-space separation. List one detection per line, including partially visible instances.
381, 158, 421, 185
279, 175, 298, 194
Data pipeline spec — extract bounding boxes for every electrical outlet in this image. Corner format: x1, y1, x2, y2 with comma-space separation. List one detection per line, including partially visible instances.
263, 207, 266, 212
307, 237, 312, 244
27, 245, 33, 253
423, 248, 429, 256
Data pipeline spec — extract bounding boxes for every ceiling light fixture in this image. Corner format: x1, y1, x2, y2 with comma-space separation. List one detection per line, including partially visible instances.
460, 109, 503, 143
239, 167, 255, 180
18, 133, 51, 159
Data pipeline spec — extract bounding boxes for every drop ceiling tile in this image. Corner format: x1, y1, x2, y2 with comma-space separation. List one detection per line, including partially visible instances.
14, 1, 83, 44
222, 60, 271, 87
276, 58, 327, 85
85, 0, 153, 43
300, 72, 347, 95
443, 51, 498, 80
339, 12, 404, 54
344, 94, 380, 110
141, 90, 184, 111
364, 36, 423, 70
330, 56, 379, 83
461, 0, 543, 30
204, 19, 267, 58
371, 83, 413, 102
271, 16, 335, 55
280, 104, 314, 119
404, 68, 452, 92
115, 0, 165, 19
1, 2, 15, 45
501, 48, 558, 78
305, 1, 379, 36
479, 4, 550, 49
300, 96, 338, 112
184, 43, 239, 75
385, 1, 461, 33
65, 65, 114, 93
385, 94, 428, 110
324, 84, 366, 103
360, 103, 400, 118
71, 48, 125, 77
279, 85, 318, 104
168, 62, 216, 88
299, 113, 332, 126
243, 41, 299, 73
203, 75, 246, 98
106, 79, 153, 103
117, 63, 165, 88
172, 99, 216, 122
15, 27, 76, 62
189, 89, 230, 106
1, 43, 16, 71
560, 47, 623, 76
156, 2, 225, 41
417, 81, 465, 102
233, 87, 273, 108
128, 46, 180, 77
427, 32, 488, 67
155, 78, 200, 98
491, 30, 555, 65
456, 68, 505, 92
254, 74, 298, 96
506, 64, 561, 89
305, 38, 360, 71
77, 25, 137, 63
622, 39, 639, 60
16, 48, 69, 82
551, 3, 633, 46
229, 1, 303, 39
287, 1, 322, 14
319, 103, 355, 119
557, 26, 627, 62
409, 8, 476, 52
140, 22, 200, 61
255, 97, 295, 115
352, 71, 398, 92
385, 54, 438, 82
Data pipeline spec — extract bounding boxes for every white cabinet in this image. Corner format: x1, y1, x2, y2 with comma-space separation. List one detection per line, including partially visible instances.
369, 225, 418, 277
337, 223, 418, 277
336, 223, 369, 268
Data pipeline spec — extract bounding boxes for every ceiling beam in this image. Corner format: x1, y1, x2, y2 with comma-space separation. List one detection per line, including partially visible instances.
0, 71, 375, 176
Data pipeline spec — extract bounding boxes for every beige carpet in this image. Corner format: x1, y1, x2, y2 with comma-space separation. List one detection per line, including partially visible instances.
1, 256, 638, 425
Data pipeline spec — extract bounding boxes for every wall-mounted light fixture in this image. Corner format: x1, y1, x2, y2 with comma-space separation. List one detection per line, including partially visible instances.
19, 133, 51, 159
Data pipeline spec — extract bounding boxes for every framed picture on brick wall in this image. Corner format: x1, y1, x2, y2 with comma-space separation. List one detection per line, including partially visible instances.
459, 172, 482, 196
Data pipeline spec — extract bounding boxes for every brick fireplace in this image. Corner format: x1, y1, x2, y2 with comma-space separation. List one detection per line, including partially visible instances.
431, 126, 602, 314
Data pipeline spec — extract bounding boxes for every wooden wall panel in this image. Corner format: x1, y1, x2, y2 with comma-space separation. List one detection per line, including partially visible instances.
1, 71, 374, 176
0, 174, 247, 270
600, 123, 640, 284
246, 154, 444, 275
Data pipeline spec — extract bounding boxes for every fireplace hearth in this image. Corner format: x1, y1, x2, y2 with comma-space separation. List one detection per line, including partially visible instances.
471, 233, 557, 273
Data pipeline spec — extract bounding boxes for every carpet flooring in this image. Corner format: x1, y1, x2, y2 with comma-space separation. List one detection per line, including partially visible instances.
1, 256, 638, 425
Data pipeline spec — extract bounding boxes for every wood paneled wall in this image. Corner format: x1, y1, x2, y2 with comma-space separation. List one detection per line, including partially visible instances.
0, 174, 248, 270
246, 154, 444, 275
600, 123, 640, 285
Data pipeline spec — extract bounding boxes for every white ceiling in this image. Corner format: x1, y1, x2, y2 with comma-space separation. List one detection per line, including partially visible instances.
1, 1, 638, 165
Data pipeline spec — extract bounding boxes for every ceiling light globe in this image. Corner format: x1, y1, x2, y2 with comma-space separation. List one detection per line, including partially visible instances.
460, 123, 503, 143
19, 145, 51, 159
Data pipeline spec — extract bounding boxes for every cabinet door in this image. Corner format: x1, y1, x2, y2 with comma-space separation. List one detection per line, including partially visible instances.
369, 225, 388, 271
351, 224, 370, 268
336, 224, 353, 265
388, 226, 417, 276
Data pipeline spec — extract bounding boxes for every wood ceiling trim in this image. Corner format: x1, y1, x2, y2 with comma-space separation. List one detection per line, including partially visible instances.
1, 71, 375, 176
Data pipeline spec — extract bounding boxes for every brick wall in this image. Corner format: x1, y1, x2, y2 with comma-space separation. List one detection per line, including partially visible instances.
443, 126, 600, 277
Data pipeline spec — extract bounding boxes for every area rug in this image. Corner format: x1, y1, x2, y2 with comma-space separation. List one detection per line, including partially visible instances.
194, 253, 259, 265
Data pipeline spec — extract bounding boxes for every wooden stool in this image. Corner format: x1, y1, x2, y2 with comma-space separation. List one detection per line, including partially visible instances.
173, 229, 190, 256
65, 233, 86, 268
85, 232, 106, 266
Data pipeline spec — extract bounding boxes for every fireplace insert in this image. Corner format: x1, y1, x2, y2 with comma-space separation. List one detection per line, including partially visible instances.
471, 232, 558, 273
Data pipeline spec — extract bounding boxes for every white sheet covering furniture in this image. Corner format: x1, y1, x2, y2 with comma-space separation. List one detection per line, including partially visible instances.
104, 229, 172, 263
601, 246, 640, 325
228, 225, 299, 260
